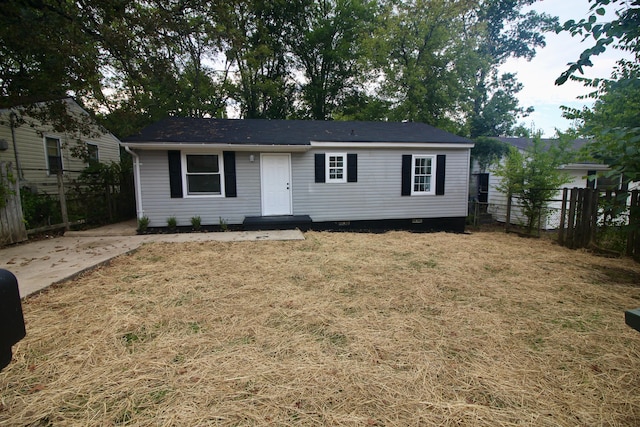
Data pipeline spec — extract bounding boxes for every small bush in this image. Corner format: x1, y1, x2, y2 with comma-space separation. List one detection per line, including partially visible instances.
190, 216, 201, 231
167, 216, 177, 231
20, 189, 61, 229
137, 216, 149, 233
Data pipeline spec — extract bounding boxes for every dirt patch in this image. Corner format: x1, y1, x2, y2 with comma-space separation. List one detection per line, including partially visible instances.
2, 231, 640, 426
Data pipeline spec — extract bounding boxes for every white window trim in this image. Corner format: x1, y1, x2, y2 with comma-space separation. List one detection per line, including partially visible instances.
181, 152, 225, 198
86, 142, 99, 164
326, 152, 347, 183
411, 154, 436, 196
44, 135, 63, 176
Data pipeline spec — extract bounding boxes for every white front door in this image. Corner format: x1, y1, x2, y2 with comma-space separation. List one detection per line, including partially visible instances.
261, 153, 292, 216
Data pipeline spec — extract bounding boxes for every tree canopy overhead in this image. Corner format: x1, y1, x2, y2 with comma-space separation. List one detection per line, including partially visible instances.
0, 0, 556, 138
556, 0, 640, 86
558, 0, 639, 186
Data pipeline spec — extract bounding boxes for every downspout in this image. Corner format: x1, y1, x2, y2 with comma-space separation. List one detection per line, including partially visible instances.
124, 145, 143, 219
9, 111, 23, 181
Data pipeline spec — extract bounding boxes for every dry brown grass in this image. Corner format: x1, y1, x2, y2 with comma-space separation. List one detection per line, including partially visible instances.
2, 230, 640, 426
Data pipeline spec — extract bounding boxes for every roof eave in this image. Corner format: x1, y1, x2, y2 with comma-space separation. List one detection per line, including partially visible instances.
120, 142, 312, 152
560, 163, 610, 171
121, 141, 475, 150
310, 141, 474, 149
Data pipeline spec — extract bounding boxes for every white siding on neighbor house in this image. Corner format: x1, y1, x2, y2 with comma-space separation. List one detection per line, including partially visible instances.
0, 102, 120, 189
136, 147, 471, 226
487, 167, 593, 229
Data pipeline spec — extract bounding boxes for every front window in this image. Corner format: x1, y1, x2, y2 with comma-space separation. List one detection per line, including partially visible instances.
412, 155, 435, 195
45, 136, 63, 175
326, 153, 346, 183
184, 154, 222, 195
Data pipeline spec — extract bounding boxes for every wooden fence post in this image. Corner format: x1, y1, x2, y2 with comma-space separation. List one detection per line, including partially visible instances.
567, 188, 578, 248
559, 188, 568, 245
505, 192, 512, 233
628, 190, 639, 259
581, 189, 592, 248
590, 189, 599, 247
57, 172, 69, 231
0, 162, 27, 245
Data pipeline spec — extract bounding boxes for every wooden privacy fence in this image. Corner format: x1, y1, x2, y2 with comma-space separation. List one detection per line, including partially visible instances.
558, 187, 640, 260
0, 161, 27, 246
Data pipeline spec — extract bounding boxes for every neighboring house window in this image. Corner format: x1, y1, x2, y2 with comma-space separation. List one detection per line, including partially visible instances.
587, 170, 626, 190
45, 136, 63, 175
86, 143, 99, 164
183, 153, 224, 196
326, 153, 346, 183
411, 155, 435, 195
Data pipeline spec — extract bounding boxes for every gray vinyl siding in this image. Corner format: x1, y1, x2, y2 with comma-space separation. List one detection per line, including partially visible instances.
137, 147, 471, 226
138, 150, 261, 227
294, 148, 469, 221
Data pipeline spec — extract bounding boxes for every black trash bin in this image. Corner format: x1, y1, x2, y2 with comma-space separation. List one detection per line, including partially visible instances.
0, 269, 26, 371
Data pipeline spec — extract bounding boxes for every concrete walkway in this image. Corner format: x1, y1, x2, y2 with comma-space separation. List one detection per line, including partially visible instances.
0, 221, 304, 298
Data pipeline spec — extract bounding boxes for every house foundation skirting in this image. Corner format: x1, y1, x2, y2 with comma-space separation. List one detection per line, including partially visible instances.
307, 217, 466, 233
144, 216, 467, 234
244, 215, 466, 233
243, 215, 312, 230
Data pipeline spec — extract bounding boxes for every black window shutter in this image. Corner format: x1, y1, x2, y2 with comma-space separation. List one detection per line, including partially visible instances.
223, 151, 237, 197
315, 153, 326, 183
401, 154, 412, 196
347, 153, 357, 182
436, 154, 446, 195
168, 150, 183, 198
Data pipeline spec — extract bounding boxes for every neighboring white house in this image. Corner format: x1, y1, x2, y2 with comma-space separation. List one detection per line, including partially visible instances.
471, 137, 626, 229
0, 97, 121, 191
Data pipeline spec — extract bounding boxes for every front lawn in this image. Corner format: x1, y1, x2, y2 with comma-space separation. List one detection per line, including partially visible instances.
2, 231, 640, 426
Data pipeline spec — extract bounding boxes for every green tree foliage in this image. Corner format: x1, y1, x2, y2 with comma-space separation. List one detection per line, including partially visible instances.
558, 0, 639, 185
0, 0, 556, 139
0, 0, 102, 108
375, 0, 553, 134
466, 0, 556, 138
220, 0, 295, 119
468, 73, 534, 137
556, 0, 639, 86
563, 61, 640, 183
492, 135, 573, 234
95, 1, 229, 136
376, 0, 473, 130
471, 137, 510, 172
287, 0, 377, 120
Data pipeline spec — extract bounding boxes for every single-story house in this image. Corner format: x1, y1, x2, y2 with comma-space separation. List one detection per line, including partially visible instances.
0, 97, 121, 188
471, 137, 627, 229
121, 118, 474, 232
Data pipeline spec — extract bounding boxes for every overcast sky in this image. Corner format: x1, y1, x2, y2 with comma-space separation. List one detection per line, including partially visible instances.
500, 0, 632, 137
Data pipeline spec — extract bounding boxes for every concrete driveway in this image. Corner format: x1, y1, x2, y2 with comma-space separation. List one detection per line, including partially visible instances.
0, 221, 304, 298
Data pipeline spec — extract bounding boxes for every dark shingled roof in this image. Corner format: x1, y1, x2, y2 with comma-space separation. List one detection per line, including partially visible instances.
123, 118, 472, 145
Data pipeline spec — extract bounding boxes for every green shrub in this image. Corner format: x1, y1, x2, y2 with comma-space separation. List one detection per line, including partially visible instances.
20, 188, 61, 229
137, 216, 149, 233
167, 216, 177, 230
190, 216, 201, 231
